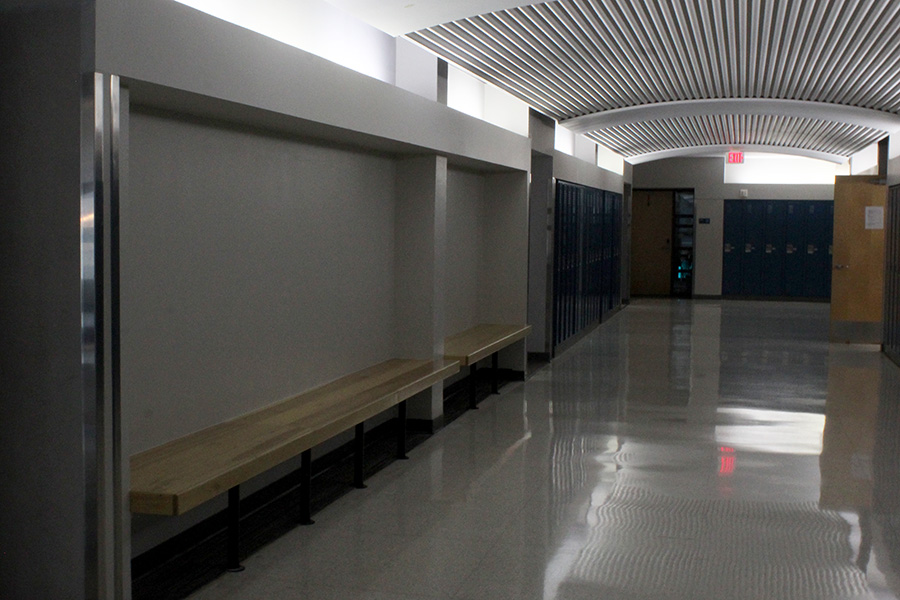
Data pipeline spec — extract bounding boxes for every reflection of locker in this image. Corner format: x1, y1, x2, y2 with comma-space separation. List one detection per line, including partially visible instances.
722, 200, 743, 296
763, 201, 786, 296
741, 200, 765, 296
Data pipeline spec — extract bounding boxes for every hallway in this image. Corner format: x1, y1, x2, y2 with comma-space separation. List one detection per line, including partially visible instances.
189, 300, 900, 600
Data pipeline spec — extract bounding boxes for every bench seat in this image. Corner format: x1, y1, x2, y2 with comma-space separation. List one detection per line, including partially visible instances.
444, 324, 531, 408
131, 358, 459, 517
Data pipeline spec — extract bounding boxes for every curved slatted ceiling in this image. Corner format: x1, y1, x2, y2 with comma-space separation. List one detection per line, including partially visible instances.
586, 114, 888, 157
407, 0, 900, 160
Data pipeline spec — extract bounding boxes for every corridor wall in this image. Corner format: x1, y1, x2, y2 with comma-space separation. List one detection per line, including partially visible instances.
633, 157, 834, 297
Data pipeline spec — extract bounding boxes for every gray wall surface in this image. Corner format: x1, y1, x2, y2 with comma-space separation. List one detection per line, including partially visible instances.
633, 157, 835, 296
0, 7, 88, 599
553, 151, 626, 194
123, 110, 398, 454
446, 167, 485, 336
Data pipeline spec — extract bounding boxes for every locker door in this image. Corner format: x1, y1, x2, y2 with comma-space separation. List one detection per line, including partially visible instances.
741, 200, 765, 296
784, 201, 807, 297
611, 193, 622, 309
722, 200, 744, 296
804, 201, 830, 298
763, 201, 786, 296
587, 189, 603, 324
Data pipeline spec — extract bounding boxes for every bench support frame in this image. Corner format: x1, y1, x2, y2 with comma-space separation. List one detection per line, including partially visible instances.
226, 486, 244, 573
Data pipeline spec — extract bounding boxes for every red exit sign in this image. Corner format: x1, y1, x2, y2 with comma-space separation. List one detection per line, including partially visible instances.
728, 151, 744, 164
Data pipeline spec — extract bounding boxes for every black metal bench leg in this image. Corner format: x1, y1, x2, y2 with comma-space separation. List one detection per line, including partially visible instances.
354, 423, 367, 489
469, 362, 478, 410
491, 351, 500, 395
397, 400, 408, 460
299, 449, 314, 525
226, 486, 245, 572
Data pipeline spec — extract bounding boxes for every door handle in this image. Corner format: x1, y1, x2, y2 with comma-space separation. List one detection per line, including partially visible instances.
833, 264, 850, 270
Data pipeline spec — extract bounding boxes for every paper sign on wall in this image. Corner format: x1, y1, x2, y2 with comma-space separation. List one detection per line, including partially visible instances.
865, 206, 884, 230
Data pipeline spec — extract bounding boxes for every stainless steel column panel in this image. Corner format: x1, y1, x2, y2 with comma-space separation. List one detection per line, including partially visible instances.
81, 71, 126, 600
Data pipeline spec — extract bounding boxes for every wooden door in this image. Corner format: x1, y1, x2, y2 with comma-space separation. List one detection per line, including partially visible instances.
830, 176, 887, 343
631, 190, 672, 296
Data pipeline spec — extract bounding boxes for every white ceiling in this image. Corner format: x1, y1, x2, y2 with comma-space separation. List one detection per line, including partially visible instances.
332, 0, 900, 163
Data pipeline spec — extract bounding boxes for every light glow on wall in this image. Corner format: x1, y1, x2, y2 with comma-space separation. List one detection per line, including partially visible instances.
724, 153, 840, 184
597, 144, 625, 175
173, 0, 396, 84
554, 125, 575, 156
850, 143, 879, 175
447, 64, 485, 120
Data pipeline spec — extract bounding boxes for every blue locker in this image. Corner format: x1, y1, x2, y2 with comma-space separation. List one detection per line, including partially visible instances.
740, 200, 765, 296
586, 188, 603, 324
784, 201, 807, 297
762, 201, 786, 296
722, 199, 744, 296
804, 201, 832, 299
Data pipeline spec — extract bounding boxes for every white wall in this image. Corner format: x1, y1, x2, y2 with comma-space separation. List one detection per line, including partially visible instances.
123, 110, 398, 454
395, 37, 438, 101
447, 63, 530, 136
850, 143, 880, 176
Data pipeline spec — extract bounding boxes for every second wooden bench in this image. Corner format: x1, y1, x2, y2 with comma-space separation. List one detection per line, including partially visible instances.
444, 323, 531, 409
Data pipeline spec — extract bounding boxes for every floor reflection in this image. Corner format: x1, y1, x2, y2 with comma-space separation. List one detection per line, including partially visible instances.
187, 299, 900, 600
540, 299, 900, 600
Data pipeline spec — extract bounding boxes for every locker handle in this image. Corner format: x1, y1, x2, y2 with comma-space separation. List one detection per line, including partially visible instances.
833, 264, 850, 270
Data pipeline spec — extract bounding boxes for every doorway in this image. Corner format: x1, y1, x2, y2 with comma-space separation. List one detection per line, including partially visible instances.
631, 189, 694, 297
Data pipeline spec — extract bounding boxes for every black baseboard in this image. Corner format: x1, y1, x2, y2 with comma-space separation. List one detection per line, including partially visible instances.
528, 351, 551, 363
408, 415, 444, 434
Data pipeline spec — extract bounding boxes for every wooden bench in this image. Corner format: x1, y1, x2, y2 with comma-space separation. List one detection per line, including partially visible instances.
130, 357, 459, 571
444, 324, 531, 409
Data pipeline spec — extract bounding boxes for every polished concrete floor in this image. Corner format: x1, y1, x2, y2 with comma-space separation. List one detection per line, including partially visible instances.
189, 299, 900, 600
